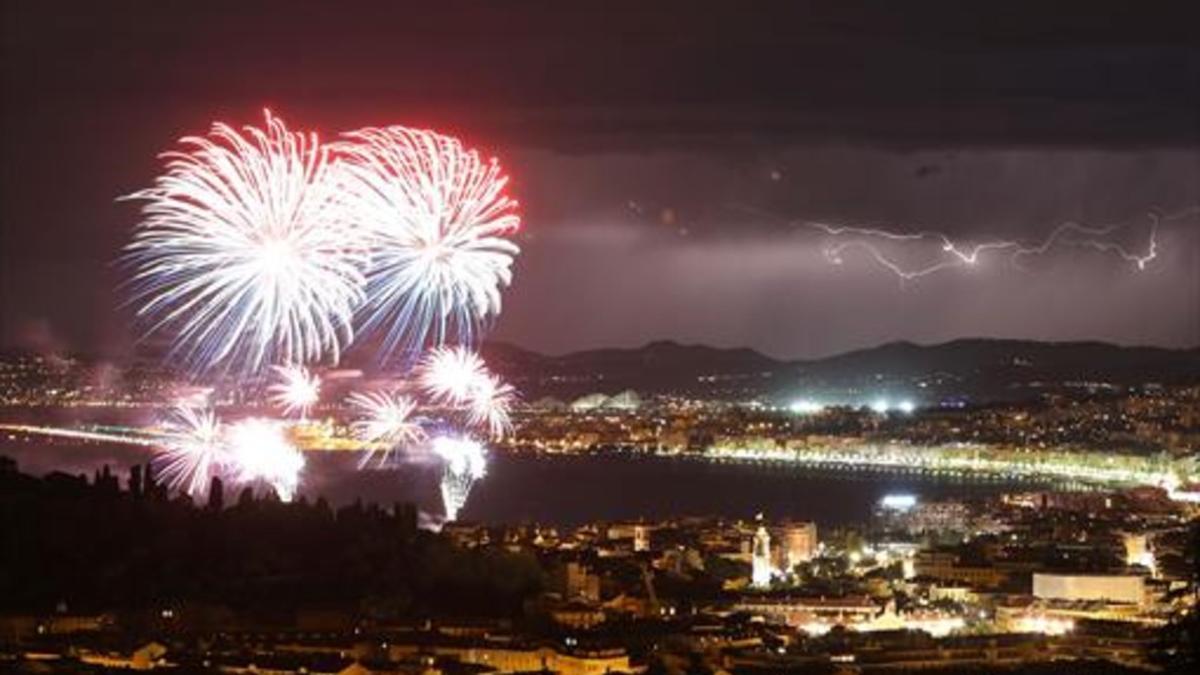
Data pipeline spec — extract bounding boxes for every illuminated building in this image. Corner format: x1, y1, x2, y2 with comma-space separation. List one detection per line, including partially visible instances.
774, 521, 817, 569
385, 642, 631, 675
1032, 573, 1146, 606
634, 524, 651, 552
734, 595, 879, 629
751, 526, 772, 588
1122, 533, 1156, 575
881, 500, 971, 534
914, 551, 1010, 589
605, 522, 652, 552
564, 562, 601, 603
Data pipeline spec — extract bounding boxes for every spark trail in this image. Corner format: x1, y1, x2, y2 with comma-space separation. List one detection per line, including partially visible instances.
431, 435, 488, 521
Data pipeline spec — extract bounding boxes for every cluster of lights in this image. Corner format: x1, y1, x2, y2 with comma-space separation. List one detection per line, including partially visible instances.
788, 399, 825, 415
1011, 615, 1074, 636
879, 494, 918, 511
786, 397, 917, 415
869, 398, 916, 414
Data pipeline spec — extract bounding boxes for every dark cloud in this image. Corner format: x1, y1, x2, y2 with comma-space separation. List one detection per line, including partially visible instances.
4, 1, 1198, 150
2, 1, 1199, 357
494, 215, 1200, 358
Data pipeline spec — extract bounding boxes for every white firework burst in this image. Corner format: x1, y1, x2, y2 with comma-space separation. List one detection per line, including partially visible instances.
420, 346, 489, 405
347, 390, 426, 467
225, 418, 305, 501
153, 405, 227, 498
466, 374, 516, 440
123, 110, 366, 374
269, 364, 321, 418
336, 126, 520, 360
430, 436, 488, 521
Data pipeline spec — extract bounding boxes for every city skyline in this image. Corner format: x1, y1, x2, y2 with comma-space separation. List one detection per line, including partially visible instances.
2, 4, 1200, 671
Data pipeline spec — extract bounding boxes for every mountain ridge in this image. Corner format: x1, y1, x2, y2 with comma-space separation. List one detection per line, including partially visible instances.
481, 337, 1200, 402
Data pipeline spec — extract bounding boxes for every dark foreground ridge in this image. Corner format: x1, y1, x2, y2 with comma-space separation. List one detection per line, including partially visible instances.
0, 456, 542, 618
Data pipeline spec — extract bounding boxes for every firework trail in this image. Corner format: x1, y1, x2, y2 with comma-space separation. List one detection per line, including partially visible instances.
123, 111, 366, 374
347, 390, 426, 468
430, 435, 488, 521
225, 418, 305, 501
153, 405, 227, 498
269, 364, 321, 419
336, 127, 520, 361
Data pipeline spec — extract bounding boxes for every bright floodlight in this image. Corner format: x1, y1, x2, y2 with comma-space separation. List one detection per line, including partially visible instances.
870, 398, 890, 414
789, 399, 824, 415
879, 494, 918, 511
897, 399, 916, 414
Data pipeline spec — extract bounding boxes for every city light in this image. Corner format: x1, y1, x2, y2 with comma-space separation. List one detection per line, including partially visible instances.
5, 5, 1196, 672
879, 494, 918, 511
1011, 616, 1074, 636
788, 399, 825, 415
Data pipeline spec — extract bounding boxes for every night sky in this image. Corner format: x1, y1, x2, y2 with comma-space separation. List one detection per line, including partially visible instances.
2, 1, 1198, 360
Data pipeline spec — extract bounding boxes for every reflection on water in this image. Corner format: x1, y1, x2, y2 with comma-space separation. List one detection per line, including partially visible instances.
0, 437, 1072, 527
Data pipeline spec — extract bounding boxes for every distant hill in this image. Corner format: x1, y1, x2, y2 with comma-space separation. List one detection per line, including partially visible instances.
482, 340, 781, 399
482, 338, 1200, 403
5, 337, 1195, 406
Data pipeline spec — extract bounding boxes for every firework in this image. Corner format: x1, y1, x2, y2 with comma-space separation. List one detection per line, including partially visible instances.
420, 346, 489, 404
466, 374, 516, 439
153, 405, 226, 498
348, 390, 426, 467
430, 436, 488, 521
269, 364, 321, 418
336, 126, 520, 359
123, 111, 366, 374
225, 418, 305, 500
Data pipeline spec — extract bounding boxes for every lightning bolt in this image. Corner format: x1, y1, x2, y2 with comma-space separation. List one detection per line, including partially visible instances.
736, 206, 1197, 282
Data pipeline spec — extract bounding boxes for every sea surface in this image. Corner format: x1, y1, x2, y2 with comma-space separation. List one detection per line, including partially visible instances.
0, 436, 1072, 527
